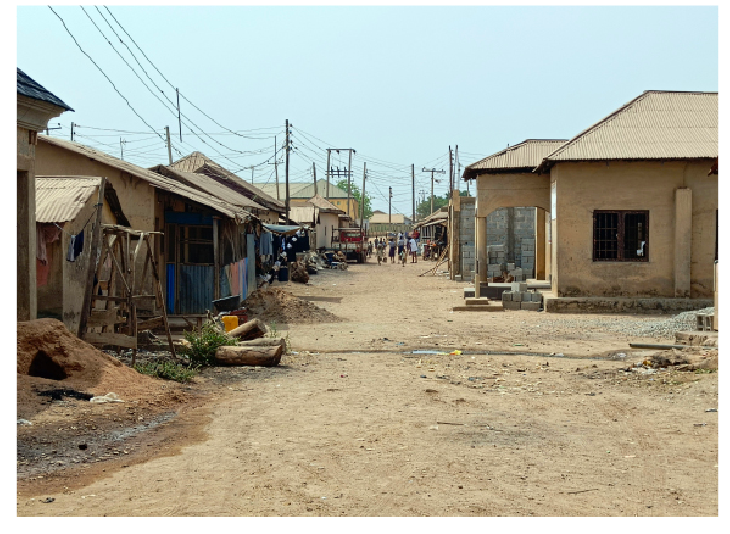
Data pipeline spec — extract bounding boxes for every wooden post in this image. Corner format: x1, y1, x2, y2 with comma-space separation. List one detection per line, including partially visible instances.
326, 149, 331, 200
213, 217, 221, 300
313, 162, 318, 195
147, 239, 176, 358
165, 126, 172, 165
78, 178, 106, 338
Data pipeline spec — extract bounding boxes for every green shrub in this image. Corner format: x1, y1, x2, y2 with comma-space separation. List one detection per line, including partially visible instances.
135, 360, 199, 383
179, 323, 237, 366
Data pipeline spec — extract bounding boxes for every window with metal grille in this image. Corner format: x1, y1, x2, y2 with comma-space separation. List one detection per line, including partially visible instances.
593, 211, 648, 261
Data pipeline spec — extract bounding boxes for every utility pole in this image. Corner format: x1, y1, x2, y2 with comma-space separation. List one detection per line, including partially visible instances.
313, 162, 318, 195
455, 145, 461, 195
347, 149, 353, 219
449, 146, 454, 199
120, 138, 128, 161
165, 126, 172, 165
389, 186, 392, 225
176, 88, 182, 141
70, 122, 75, 141
251, 167, 254, 185
274, 136, 280, 200
326, 149, 331, 200
411, 163, 415, 223
285, 119, 290, 221
360, 162, 366, 233
421, 167, 446, 216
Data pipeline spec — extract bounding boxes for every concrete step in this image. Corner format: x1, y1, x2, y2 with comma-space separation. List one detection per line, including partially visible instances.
452, 301, 504, 312
465, 298, 493, 306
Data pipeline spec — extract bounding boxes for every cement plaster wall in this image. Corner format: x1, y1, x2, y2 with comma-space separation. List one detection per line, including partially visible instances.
551, 160, 717, 298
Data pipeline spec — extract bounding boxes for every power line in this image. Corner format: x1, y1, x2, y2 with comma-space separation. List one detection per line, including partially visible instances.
48, 6, 167, 145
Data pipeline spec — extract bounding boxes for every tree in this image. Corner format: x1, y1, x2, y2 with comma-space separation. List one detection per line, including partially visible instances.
336, 179, 373, 219
415, 190, 469, 220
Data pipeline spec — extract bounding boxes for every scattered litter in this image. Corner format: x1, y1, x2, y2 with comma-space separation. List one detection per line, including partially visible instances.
17, 419, 32, 426
449, 350, 462, 356
41, 497, 55, 503
340, 374, 348, 378
694, 423, 707, 427
706, 408, 717, 413
420, 375, 427, 379
429, 425, 439, 430
90, 392, 123, 403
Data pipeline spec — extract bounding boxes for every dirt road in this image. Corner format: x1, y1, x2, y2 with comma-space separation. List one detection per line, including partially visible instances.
18, 261, 718, 516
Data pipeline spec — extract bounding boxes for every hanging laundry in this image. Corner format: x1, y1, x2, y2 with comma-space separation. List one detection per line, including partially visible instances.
259, 231, 273, 256
36, 258, 50, 287
66, 230, 85, 262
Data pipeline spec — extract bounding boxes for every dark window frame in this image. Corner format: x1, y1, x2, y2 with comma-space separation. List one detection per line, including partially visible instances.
593, 210, 649, 262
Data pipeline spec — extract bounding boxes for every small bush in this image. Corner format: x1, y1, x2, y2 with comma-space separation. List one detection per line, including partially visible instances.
135, 360, 199, 383
179, 323, 237, 366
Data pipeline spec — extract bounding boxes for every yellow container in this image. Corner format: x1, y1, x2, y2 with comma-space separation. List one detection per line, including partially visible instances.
222, 315, 238, 332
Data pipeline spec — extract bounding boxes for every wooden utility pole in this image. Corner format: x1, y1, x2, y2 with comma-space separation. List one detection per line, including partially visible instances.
347, 149, 353, 218
274, 136, 280, 200
421, 167, 446, 216
389, 186, 392, 225
313, 162, 318, 195
251, 167, 254, 185
411, 163, 415, 223
449, 146, 454, 199
165, 126, 172, 165
70, 122, 75, 141
285, 119, 290, 221
360, 162, 366, 232
326, 149, 331, 200
176, 88, 182, 141
120, 138, 126, 161
77, 178, 107, 338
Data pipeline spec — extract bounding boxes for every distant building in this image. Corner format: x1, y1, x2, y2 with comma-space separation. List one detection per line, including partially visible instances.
257, 179, 360, 221
367, 211, 412, 236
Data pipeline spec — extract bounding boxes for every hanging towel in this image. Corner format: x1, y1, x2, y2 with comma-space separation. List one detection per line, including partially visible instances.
67, 235, 76, 262
259, 231, 273, 256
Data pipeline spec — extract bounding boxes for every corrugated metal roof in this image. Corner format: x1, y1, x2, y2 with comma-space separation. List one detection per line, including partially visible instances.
35, 176, 100, 223
463, 139, 567, 180
170, 152, 285, 212
17, 69, 73, 111
542, 91, 718, 165
306, 194, 344, 213
257, 179, 350, 199
38, 136, 248, 219
150, 165, 265, 211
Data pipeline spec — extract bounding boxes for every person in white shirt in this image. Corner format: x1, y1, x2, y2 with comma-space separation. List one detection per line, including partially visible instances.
408, 237, 418, 263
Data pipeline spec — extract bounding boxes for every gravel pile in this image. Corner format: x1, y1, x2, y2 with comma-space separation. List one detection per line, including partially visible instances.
529, 307, 715, 340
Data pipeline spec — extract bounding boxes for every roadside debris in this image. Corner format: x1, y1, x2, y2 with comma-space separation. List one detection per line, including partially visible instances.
90, 392, 123, 403
244, 287, 342, 324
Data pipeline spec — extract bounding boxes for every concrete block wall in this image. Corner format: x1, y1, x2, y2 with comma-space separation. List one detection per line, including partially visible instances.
486, 207, 536, 278
459, 198, 476, 277
458, 201, 537, 280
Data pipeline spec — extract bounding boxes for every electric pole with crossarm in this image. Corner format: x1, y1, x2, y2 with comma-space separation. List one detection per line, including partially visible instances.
421, 167, 446, 216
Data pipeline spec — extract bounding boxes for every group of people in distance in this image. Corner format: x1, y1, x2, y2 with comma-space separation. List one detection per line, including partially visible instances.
369, 233, 418, 266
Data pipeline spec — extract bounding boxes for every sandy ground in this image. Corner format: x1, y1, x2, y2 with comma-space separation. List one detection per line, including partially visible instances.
18, 260, 718, 516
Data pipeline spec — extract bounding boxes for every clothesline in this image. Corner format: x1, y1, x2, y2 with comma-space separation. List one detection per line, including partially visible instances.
52, 202, 102, 237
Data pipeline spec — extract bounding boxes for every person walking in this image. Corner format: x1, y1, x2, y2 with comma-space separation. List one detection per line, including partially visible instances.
397, 233, 405, 260
376, 239, 384, 265
409, 235, 418, 263
388, 236, 396, 263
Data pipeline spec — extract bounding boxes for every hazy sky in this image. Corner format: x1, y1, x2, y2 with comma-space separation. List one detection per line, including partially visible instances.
16, 4, 718, 215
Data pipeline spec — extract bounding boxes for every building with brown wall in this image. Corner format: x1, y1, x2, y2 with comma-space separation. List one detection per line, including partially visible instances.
536, 90, 718, 301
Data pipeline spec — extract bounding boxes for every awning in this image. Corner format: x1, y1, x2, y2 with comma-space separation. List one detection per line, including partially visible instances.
263, 223, 302, 236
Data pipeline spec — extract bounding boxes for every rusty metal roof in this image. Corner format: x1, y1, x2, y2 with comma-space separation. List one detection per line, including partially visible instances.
306, 194, 344, 213
35, 176, 100, 223
170, 152, 285, 212
463, 139, 567, 180
257, 179, 350, 200
38, 136, 249, 220
541, 91, 718, 168
150, 165, 265, 212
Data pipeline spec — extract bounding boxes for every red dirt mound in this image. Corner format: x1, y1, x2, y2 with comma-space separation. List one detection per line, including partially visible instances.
17, 319, 161, 402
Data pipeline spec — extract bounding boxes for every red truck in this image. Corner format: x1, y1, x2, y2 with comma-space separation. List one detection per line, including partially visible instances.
332, 227, 367, 263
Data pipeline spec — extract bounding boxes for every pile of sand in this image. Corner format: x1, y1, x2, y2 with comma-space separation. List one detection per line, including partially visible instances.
17, 319, 163, 407
244, 287, 342, 325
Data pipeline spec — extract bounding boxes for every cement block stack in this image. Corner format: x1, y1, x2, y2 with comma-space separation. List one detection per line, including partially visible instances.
502, 283, 543, 311
520, 238, 535, 279
487, 245, 506, 279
